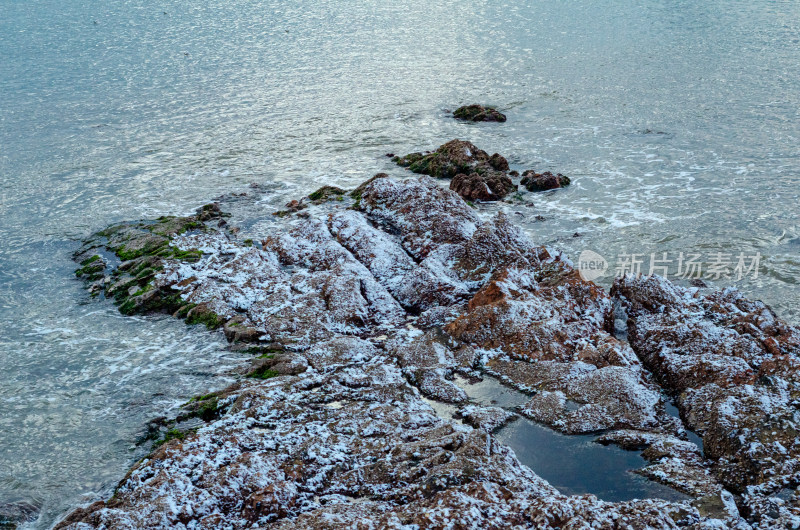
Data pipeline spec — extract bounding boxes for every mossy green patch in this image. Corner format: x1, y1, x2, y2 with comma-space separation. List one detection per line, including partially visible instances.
118, 298, 138, 316
130, 284, 153, 297
394, 152, 424, 167
195, 397, 220, 421
169, 248, 203, 262
247, 366, 279, 379
114, 238, 169, 261
186, 308, 225, 330
184, 394, 221, 421
75, 259, 105, 280
187, 392, 219, 404
152, 427, 192, 447
176, 303, 197, 318
135, 267, 156, 280
150, 216, 205, 237
308, 185, 346, 202
80, 254, 101, 266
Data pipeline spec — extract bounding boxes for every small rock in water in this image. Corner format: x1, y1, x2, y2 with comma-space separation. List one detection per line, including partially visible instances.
0, 501, 40, 527
393, 139, 508, 180
520, 170, 571, 192
450, 171, 516, 202
307, 185, 345, 203
284, 199, 304, 212
453, 104, 507, 122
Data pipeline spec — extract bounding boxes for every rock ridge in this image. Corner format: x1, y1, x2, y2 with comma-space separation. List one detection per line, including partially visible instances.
61, 174, 800, 528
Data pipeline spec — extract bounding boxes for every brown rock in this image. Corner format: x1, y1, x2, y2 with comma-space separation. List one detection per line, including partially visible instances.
520, 170, 571, 192
613, 274, 800, 498
450, 171, 516, 201
394, 139, 505, 180
453, 104, 507, 122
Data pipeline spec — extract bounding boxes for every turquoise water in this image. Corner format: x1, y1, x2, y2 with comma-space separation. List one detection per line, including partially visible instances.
2, 0, 800, 527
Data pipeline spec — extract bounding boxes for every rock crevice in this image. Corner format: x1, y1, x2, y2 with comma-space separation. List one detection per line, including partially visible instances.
63, 176, 800, 528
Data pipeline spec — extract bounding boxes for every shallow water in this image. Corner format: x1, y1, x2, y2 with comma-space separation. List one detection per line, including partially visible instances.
2, 0, 799, 526
665, 399, 705, 452
454, 375, 689, 502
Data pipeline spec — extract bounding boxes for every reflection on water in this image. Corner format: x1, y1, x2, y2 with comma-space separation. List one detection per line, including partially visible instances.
457, 375, 689, 503
2, 0, 798, 526
665, 399, 705, 452
497, 420, 689, 502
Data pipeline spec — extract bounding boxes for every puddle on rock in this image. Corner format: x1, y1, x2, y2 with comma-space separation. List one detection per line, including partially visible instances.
451, 373, 691, 503
665, 399, 704, 452
496, 419, 689, 502
453, 375, 530, 408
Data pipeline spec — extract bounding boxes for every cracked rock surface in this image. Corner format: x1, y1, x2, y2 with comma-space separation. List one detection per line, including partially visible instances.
61, 174, 800, 528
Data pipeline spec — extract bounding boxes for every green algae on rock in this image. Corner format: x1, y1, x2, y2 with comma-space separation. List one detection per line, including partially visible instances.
60, 175, 800, 528
393, 139, 509, 180
72, 202, 229, 319
307, 185, 346, 203
453, 104, 507, 122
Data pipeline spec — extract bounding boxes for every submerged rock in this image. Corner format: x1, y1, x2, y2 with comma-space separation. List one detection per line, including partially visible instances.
0, 501, 39, 529
453, 104, 507, 122
520, 170, 571, 192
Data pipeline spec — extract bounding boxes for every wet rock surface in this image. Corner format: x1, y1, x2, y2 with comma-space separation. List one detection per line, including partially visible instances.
520, 170, 571, 192
392, 139, 572, 202
613, 274, 800, 526
393, 139, 509, 181
450, 170, 516, 201
62, 175, 800, 528
453, 104, 507, 122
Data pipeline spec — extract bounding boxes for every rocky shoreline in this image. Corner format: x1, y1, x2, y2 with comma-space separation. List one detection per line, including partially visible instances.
59, 148, 800, 527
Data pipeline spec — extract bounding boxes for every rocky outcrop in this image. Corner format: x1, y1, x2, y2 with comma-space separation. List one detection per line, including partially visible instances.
520, 170, 571, 192
450, 170, 516, 201
73, 203, 227, 318
393, 139, 509, 181
392, 139, 574, 201
453, 104, 507, 122
54, 352, 709, 529
613, 274, 800, 525
65, 175, 800, 528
